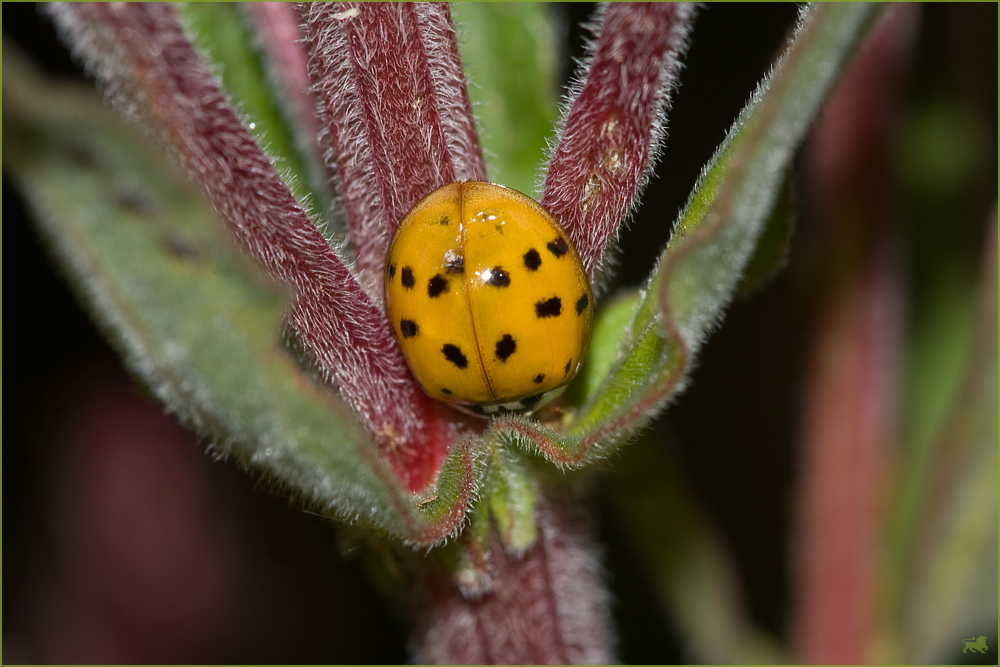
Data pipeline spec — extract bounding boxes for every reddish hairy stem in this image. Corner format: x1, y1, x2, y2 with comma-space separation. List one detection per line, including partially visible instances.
413, 489, 615, 664
791, 6, 918, 663
542, 2, 694, 279
302, 2, 486, 286
50, 3, 450, 492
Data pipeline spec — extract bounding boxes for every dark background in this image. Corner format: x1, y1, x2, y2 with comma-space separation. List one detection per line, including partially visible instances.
4, 3, 996, 663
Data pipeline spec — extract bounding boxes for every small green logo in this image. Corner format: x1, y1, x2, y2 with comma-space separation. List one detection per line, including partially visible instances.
962, 636, 988, 654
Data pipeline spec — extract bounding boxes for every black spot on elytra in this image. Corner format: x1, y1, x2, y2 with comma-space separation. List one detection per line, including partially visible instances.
387, 263, 396, 280
441, 388, 452, 395
485, 267, 510, 287
401, 267, 415, 288
495, 334, 516, 362
564, 359, 572, 376
442, 344, 468, 369
535, 297, 562, 318
547, 236, 569, 258
576, 293, 589, 315
533, 373, 545, 384
439, 215, 450, 226
523, 248, 542, 271
428, 274, 448, 297
400, 319, 418, 338
446, 255, 465, 274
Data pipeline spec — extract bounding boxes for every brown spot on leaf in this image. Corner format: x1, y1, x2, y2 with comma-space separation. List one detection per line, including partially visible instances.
581, 173, 601, 212
601, 149, 623, 172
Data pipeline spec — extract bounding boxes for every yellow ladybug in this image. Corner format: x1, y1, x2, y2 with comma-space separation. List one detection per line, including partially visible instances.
384, 182, 593, 416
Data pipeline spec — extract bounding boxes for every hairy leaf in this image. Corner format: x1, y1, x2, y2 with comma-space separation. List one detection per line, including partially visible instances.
503, 4, 883, 469
46, 3, 452, 493
302, 2, 486, 286
4, 51, 486, 547
543, 3, 695, 279
2, 56, 401, 535
485, 445, 540, 555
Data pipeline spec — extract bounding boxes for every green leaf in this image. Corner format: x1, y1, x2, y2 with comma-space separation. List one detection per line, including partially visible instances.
660, 3, 880, 347
519, 4, 884, 467
904, 442, 997, 663
567, 307, 676, 440
887, 273, 977, 579
436, 496, 494, 596
735, 167, 796, 296
564, 290, 642, 407
452, 2, 560, 196
3, 54, 418, 538
485, 444, 540, 554
176, 3, 335, 235
410, 432, 488, 545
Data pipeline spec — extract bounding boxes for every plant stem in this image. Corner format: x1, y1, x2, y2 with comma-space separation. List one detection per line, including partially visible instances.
791, 6, 918, 662
412, 488, 615, 664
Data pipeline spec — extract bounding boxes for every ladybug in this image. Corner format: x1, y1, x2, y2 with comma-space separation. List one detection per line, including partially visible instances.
384, 182, 593, 416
